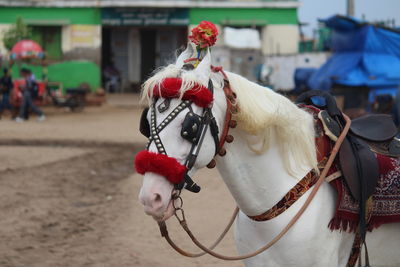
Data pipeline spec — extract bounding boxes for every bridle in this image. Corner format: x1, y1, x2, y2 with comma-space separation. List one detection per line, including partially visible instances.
136, 67, 353, 261
139, 71, 235, 192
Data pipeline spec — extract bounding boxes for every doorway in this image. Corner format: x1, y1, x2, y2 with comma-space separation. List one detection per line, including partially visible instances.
101, 26, 187, 92
140, 29, 157, 82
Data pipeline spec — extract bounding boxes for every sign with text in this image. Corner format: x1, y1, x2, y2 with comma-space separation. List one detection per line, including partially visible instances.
70, 25, 98, 48
102, 8, 189, 26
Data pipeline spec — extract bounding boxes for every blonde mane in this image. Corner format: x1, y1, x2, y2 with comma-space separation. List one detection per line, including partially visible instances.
141, 62, 317, 176
225, 71, 318, 175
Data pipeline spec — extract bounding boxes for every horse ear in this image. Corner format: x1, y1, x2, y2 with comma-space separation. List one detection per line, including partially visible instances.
175, 43, 195, 68
194, 48, 211, 86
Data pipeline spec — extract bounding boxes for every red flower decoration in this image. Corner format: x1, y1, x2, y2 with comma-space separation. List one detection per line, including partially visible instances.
189, 21, 219, 48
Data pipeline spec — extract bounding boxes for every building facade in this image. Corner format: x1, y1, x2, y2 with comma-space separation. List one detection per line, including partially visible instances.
0, 0, 300, 91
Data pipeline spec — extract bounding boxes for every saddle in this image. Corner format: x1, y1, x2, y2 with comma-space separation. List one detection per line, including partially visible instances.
350, 114, 400, 158
297, 90, 399, 241
320, 113, 400, 202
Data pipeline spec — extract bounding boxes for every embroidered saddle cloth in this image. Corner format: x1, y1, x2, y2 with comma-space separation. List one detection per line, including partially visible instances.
329, 154, 400, 232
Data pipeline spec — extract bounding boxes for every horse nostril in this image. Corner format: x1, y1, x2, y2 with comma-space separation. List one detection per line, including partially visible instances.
149, 193, 164, 212
153, 193, 162, 204
139, 191, 163, 209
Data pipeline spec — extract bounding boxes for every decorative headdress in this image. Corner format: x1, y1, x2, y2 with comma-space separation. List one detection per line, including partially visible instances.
135, 21, 221, 186
185, 21, 219, 67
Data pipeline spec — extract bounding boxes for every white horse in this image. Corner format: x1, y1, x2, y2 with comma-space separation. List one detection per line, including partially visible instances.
137, 47, 400, 267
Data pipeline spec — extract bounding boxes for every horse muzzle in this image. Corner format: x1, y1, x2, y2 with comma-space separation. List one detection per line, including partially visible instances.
138, 172, 175, 221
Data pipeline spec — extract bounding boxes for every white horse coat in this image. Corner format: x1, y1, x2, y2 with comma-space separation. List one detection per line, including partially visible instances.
138, 47, 400, 267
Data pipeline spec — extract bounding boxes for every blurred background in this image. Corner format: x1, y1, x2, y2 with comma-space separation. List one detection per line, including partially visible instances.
0, 1, 399, 266
0, 0, 398, 118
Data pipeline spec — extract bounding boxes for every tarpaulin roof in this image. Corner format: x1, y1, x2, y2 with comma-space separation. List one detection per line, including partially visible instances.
308, 15, 400, 90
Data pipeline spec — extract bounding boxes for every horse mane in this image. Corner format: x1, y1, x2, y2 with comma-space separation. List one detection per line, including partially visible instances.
225, 71, 318, 176
141, 64, 317, 176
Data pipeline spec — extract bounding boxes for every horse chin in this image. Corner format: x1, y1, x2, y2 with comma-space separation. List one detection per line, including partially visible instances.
152, 200, 175, 222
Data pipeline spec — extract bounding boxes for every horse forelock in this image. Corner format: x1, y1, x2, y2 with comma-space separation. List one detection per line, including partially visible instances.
141, 64, 224, 106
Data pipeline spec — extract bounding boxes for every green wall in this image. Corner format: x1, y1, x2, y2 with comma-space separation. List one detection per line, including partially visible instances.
0, 7, 100, 25
189, 8, 297, 25
0, 7, 296, 26
11, 61, 100, 92
48, 61, 100, 91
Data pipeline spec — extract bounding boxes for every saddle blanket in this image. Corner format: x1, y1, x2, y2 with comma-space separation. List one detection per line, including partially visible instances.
329, 153, 400, 232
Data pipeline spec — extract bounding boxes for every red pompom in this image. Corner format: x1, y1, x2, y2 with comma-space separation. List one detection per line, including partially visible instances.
135, 150, 187, 184
152, 78, 213, 108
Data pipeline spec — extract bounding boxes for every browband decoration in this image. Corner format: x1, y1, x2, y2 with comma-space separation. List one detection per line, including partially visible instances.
152, 78, 213, 108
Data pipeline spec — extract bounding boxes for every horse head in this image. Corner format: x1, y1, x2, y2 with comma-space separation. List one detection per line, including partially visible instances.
137, 46, 229, 221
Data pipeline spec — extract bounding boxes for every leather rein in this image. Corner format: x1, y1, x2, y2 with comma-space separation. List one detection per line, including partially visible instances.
157, 102, 352, 260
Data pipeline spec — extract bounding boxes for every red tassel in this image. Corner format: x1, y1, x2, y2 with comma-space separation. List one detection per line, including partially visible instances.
135, 150, 187, 184
328, 215, 359, 232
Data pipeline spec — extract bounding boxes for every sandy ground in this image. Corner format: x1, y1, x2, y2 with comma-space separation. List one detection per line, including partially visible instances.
0, 105, 147, 145
0, 95, 243, 267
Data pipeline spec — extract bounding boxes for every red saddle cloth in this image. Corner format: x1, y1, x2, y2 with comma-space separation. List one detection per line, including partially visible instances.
329, 154, 400, 232
300, 104, 400, 232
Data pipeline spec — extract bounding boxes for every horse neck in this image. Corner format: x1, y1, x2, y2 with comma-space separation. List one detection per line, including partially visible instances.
213, 73, 317, 216
216, 128, 312, 216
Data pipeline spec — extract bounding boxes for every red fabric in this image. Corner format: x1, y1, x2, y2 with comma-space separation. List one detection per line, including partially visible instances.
134, 150, 187, 184
152, 78, 213, 108
12, 40, 43, 53
298, 104, 333, 163
11, 40, 43, 59
11, 79, 46, 107
329, 154, 400, 232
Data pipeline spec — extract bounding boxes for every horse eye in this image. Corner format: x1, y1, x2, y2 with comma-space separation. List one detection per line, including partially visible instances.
157, 99, 170, 113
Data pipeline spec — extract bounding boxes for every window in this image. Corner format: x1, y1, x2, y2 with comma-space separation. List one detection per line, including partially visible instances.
31, 26, 62, 60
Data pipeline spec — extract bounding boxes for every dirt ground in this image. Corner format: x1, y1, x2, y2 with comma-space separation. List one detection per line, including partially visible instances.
0, 96, 243, 267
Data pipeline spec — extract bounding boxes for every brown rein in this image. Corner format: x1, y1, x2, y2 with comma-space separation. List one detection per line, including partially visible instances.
158, 113, 352, 261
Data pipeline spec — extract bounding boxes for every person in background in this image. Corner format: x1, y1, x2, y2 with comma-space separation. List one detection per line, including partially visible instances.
103, 60, 121, 93
0, 68, 13, 119
15, 68, 45, 122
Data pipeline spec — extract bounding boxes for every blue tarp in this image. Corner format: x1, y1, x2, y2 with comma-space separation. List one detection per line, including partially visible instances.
293, 68, 317, 92
308, 15, 400, 91
369, 86, 398, 103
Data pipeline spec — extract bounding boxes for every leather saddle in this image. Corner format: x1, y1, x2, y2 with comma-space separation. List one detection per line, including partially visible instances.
350, 114, 397, 142
350, 114, 400, 158
297, 90, 399, 246
297, 91, 399, 204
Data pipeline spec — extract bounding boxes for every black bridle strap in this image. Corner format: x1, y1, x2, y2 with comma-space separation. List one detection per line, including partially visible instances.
155, 100, 190, 133
148, 102, 167, 154
185, 109, 212, 170
176, 81, 219, 193
209, 115, 220, 155
147, 100, 190, 152
146, 79, 220, 193
175, 107, 213, 193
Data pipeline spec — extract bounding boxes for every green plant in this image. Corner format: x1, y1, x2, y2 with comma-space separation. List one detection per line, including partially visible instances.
3, 17, 32, 51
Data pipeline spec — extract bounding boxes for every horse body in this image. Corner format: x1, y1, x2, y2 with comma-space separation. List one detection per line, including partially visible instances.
218, 126, 354, 266
138, 47, 400, 266
220, 129, 400, 266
